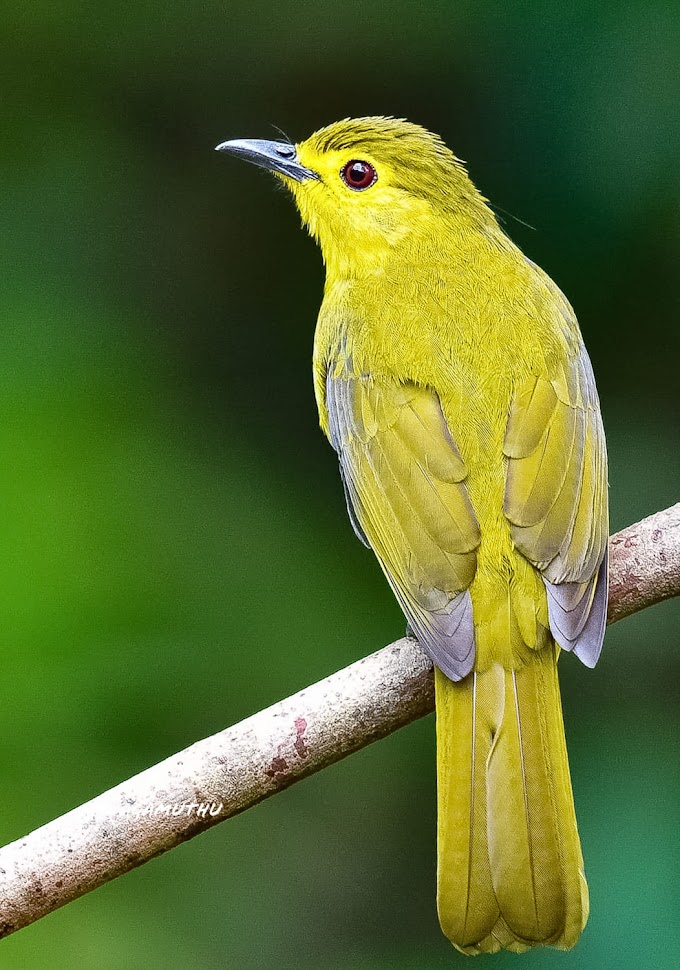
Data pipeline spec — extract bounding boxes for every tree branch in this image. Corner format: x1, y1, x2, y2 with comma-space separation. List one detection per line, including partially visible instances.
1, 504, 679, 938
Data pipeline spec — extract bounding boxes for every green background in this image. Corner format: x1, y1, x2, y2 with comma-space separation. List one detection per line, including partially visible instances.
1, 1, 679, 967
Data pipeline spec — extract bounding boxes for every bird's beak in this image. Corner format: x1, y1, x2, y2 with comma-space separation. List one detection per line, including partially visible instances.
215, 138, 318, 182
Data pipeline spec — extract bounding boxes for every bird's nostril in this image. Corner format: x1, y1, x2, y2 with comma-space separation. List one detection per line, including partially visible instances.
275, 144, 296, 158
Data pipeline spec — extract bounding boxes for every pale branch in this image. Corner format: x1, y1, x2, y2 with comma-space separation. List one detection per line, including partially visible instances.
607, 503, 680, 622
1, 504, 679, 939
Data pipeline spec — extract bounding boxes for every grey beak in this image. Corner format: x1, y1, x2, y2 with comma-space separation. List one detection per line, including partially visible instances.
215, 138, 318, 182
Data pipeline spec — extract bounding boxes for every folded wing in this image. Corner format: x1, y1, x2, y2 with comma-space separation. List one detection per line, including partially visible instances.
327, 373, 481, 681
503, 343, 609, 667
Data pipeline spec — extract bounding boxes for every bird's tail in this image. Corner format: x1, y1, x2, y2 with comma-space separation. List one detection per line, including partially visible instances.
435, 646, 588, 954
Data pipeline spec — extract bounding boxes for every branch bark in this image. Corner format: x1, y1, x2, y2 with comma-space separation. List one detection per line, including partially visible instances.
1, 503, 679, 938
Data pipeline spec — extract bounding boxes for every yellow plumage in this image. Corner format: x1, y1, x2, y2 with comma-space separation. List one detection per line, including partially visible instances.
218, 116, 608, 954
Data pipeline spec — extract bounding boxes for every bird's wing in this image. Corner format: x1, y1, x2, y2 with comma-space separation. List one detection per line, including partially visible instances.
503, 343, 609, 666
327, 372, 481, 681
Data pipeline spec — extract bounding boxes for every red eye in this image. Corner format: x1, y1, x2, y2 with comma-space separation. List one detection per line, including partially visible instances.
341, 160, 377, 190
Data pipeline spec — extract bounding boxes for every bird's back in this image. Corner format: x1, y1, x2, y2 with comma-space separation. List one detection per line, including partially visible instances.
316, 223, 578, 671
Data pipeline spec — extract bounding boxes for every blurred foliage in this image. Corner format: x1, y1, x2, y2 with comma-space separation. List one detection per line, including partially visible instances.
1, 0, 679, 967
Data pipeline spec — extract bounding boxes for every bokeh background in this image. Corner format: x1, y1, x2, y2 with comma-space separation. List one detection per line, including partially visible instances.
1, 1, 679, 967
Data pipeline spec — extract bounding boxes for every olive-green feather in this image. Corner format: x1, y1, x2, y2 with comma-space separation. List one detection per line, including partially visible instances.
503, 308, 608, 666
326, 371, 481, 679
436, 651, 589, 954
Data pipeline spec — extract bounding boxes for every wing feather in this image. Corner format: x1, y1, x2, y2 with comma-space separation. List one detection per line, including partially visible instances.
504, 341, 608, 666
328, 373, 480, 681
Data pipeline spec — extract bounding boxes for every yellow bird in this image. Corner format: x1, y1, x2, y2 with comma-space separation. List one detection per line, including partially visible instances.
217, 117, 608, 955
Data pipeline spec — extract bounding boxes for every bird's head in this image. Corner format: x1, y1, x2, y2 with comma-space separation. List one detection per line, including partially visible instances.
217, 117, 494, 274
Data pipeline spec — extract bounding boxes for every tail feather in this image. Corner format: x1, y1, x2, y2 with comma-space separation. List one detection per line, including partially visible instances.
435, 646, 588, 954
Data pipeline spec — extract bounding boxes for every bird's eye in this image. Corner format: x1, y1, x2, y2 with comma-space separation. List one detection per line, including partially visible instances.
341, 160, 377, 191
